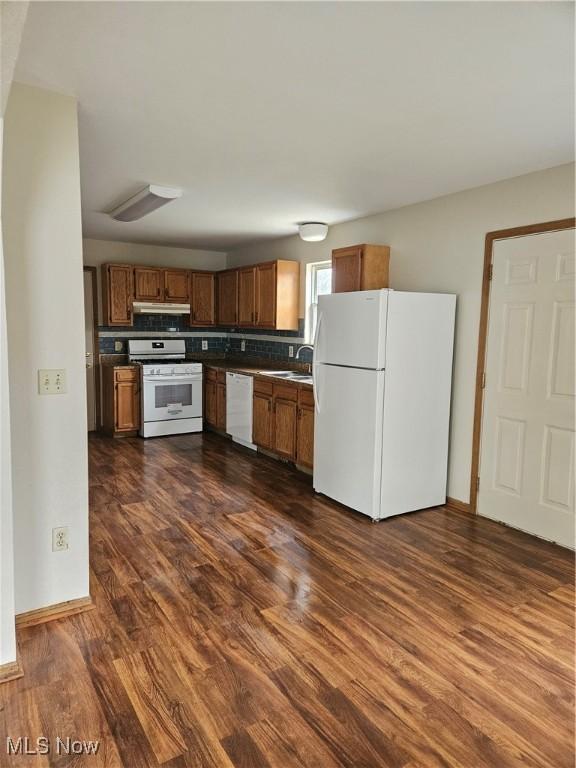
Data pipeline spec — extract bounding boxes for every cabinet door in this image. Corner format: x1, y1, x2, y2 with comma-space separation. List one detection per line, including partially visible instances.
217, 270, 239, 326
297, 404, 314, 468
273, 397, 297, 460
238, 267, 256, 326
116, 381, 139, 431
134, 267, 163, 301
216, 383, 226, 430
164, 269, 190, 302
205, 379, 217, 426
191, 272, 215, 326
105, 265, 133, 326
332, 246, 363, 293
255, 262, 277, 327
253, 392, 273, 448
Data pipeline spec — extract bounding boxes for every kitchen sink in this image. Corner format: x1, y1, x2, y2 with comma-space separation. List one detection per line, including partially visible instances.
259, 370, 313, 384
258, 370, 294, 377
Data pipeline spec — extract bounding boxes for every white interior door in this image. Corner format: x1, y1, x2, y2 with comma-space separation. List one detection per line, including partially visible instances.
478, 229, 575, 548
83, 270, 97, 431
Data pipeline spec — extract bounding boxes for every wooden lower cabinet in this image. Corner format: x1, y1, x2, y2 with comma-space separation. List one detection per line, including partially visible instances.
102, 366, 140, 436
296, 389, 315, 468
216, 383, 226, 430
204, 367, 226, 430
253, 379, 313, 467
271, 385, 297, 460
253, 381, 273, 449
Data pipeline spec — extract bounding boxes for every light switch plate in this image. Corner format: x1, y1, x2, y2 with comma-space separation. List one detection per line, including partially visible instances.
114, 340, 123, 352
241, 340, 246, 352
38, 369, 67, 395
289, 346, 294, 358
202, 340, 208, 351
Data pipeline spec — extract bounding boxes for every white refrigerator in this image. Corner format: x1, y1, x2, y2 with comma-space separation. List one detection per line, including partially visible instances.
313, 289, 456, 520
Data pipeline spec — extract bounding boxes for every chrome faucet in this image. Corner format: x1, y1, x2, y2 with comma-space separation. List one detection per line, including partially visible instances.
295, 344, 314, 373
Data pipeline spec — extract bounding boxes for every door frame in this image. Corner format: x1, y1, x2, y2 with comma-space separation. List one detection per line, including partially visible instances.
83, 265, 101, 430
470, 217, 576, 513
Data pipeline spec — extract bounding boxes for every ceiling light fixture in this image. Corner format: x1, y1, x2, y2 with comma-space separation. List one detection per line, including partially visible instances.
298, 222, 328, 242
109, 184, 183, 222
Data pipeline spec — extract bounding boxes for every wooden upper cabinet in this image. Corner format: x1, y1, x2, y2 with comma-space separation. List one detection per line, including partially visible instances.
164, 269, 190, 303
238, 266, 256, 326
134, 267, 163, 302
252, 260, 299, 330
190, 272, 215, 326
255, 262, 277, 328
217, 270, 239, 326
332, 244, 390, 293
102, 264, 133, 326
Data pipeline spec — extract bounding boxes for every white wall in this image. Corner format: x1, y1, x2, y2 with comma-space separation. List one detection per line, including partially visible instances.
83, 238, 226, 324
3, 83, 89, 614
228, 163, 575, 504
0, 1, 29, 667
0, 119, 16, 665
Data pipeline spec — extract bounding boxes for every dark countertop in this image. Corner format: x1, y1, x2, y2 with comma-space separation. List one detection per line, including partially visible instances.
197, 358, 314, 391
100, 355, 313, 390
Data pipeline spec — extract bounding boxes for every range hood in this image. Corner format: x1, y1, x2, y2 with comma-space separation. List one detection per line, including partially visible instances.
133, 302, 190, 315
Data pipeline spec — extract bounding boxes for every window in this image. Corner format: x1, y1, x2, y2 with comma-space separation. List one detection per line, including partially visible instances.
305, 260, 332, 343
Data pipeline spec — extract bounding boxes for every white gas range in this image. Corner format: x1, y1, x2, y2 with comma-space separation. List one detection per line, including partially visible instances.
128, 340, 203, 438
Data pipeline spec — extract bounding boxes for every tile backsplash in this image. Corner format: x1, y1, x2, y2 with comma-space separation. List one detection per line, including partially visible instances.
97, 318, 312, 362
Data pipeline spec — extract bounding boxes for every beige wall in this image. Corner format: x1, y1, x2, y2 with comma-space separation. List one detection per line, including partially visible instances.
3, 83, 89, 614
228, 163, 575, 504
83, 238, 226, 324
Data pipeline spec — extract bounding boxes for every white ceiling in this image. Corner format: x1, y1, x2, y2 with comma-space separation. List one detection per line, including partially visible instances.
14, 1, 574, 250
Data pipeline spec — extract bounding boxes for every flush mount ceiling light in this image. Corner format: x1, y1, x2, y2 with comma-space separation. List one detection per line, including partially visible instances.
298, 222, 329, 242
109, 184, 183, 222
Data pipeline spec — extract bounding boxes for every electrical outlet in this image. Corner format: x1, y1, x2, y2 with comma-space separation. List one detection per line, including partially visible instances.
114, 340, 123, 353
241, 340, 246, 352
289, 346, 294, 358
202, 340, 208, 351
52, 526, 69, 552
38, 369, 67, 395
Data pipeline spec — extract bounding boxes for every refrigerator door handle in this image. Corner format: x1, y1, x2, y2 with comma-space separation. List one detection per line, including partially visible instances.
313, 311, 323, 413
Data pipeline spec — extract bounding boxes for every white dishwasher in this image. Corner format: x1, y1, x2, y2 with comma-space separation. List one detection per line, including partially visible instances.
225, 373, 257, 450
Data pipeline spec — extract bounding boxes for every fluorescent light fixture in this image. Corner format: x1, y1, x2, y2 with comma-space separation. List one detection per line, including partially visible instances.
299, 222, 328, 242
109, 184, 182, 222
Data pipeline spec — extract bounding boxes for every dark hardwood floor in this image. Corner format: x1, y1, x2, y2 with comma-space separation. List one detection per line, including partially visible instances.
1, 432, 574, 767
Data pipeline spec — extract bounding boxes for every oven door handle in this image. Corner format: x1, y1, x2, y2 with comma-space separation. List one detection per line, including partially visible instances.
143, 375, 203, 383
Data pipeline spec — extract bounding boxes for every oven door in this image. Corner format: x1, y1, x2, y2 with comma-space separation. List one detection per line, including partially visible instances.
143, 374, 202, 422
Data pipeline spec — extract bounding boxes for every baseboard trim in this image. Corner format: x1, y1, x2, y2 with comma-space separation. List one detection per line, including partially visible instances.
445, 497, 473, 516
16, 596, 94, 630
0, 653, 23, 684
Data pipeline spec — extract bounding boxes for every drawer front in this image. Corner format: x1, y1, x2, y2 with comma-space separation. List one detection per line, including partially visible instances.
216, 369, 226, 384
206, 366, 218, 382
254, 378, 273, 396
298, 388, 314, 407
273, 383, 297, 402
115, 368, 139, 382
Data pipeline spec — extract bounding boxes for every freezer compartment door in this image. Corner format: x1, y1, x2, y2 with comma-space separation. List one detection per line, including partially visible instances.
313, 364, 384, 518
315, 290, 388, 369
